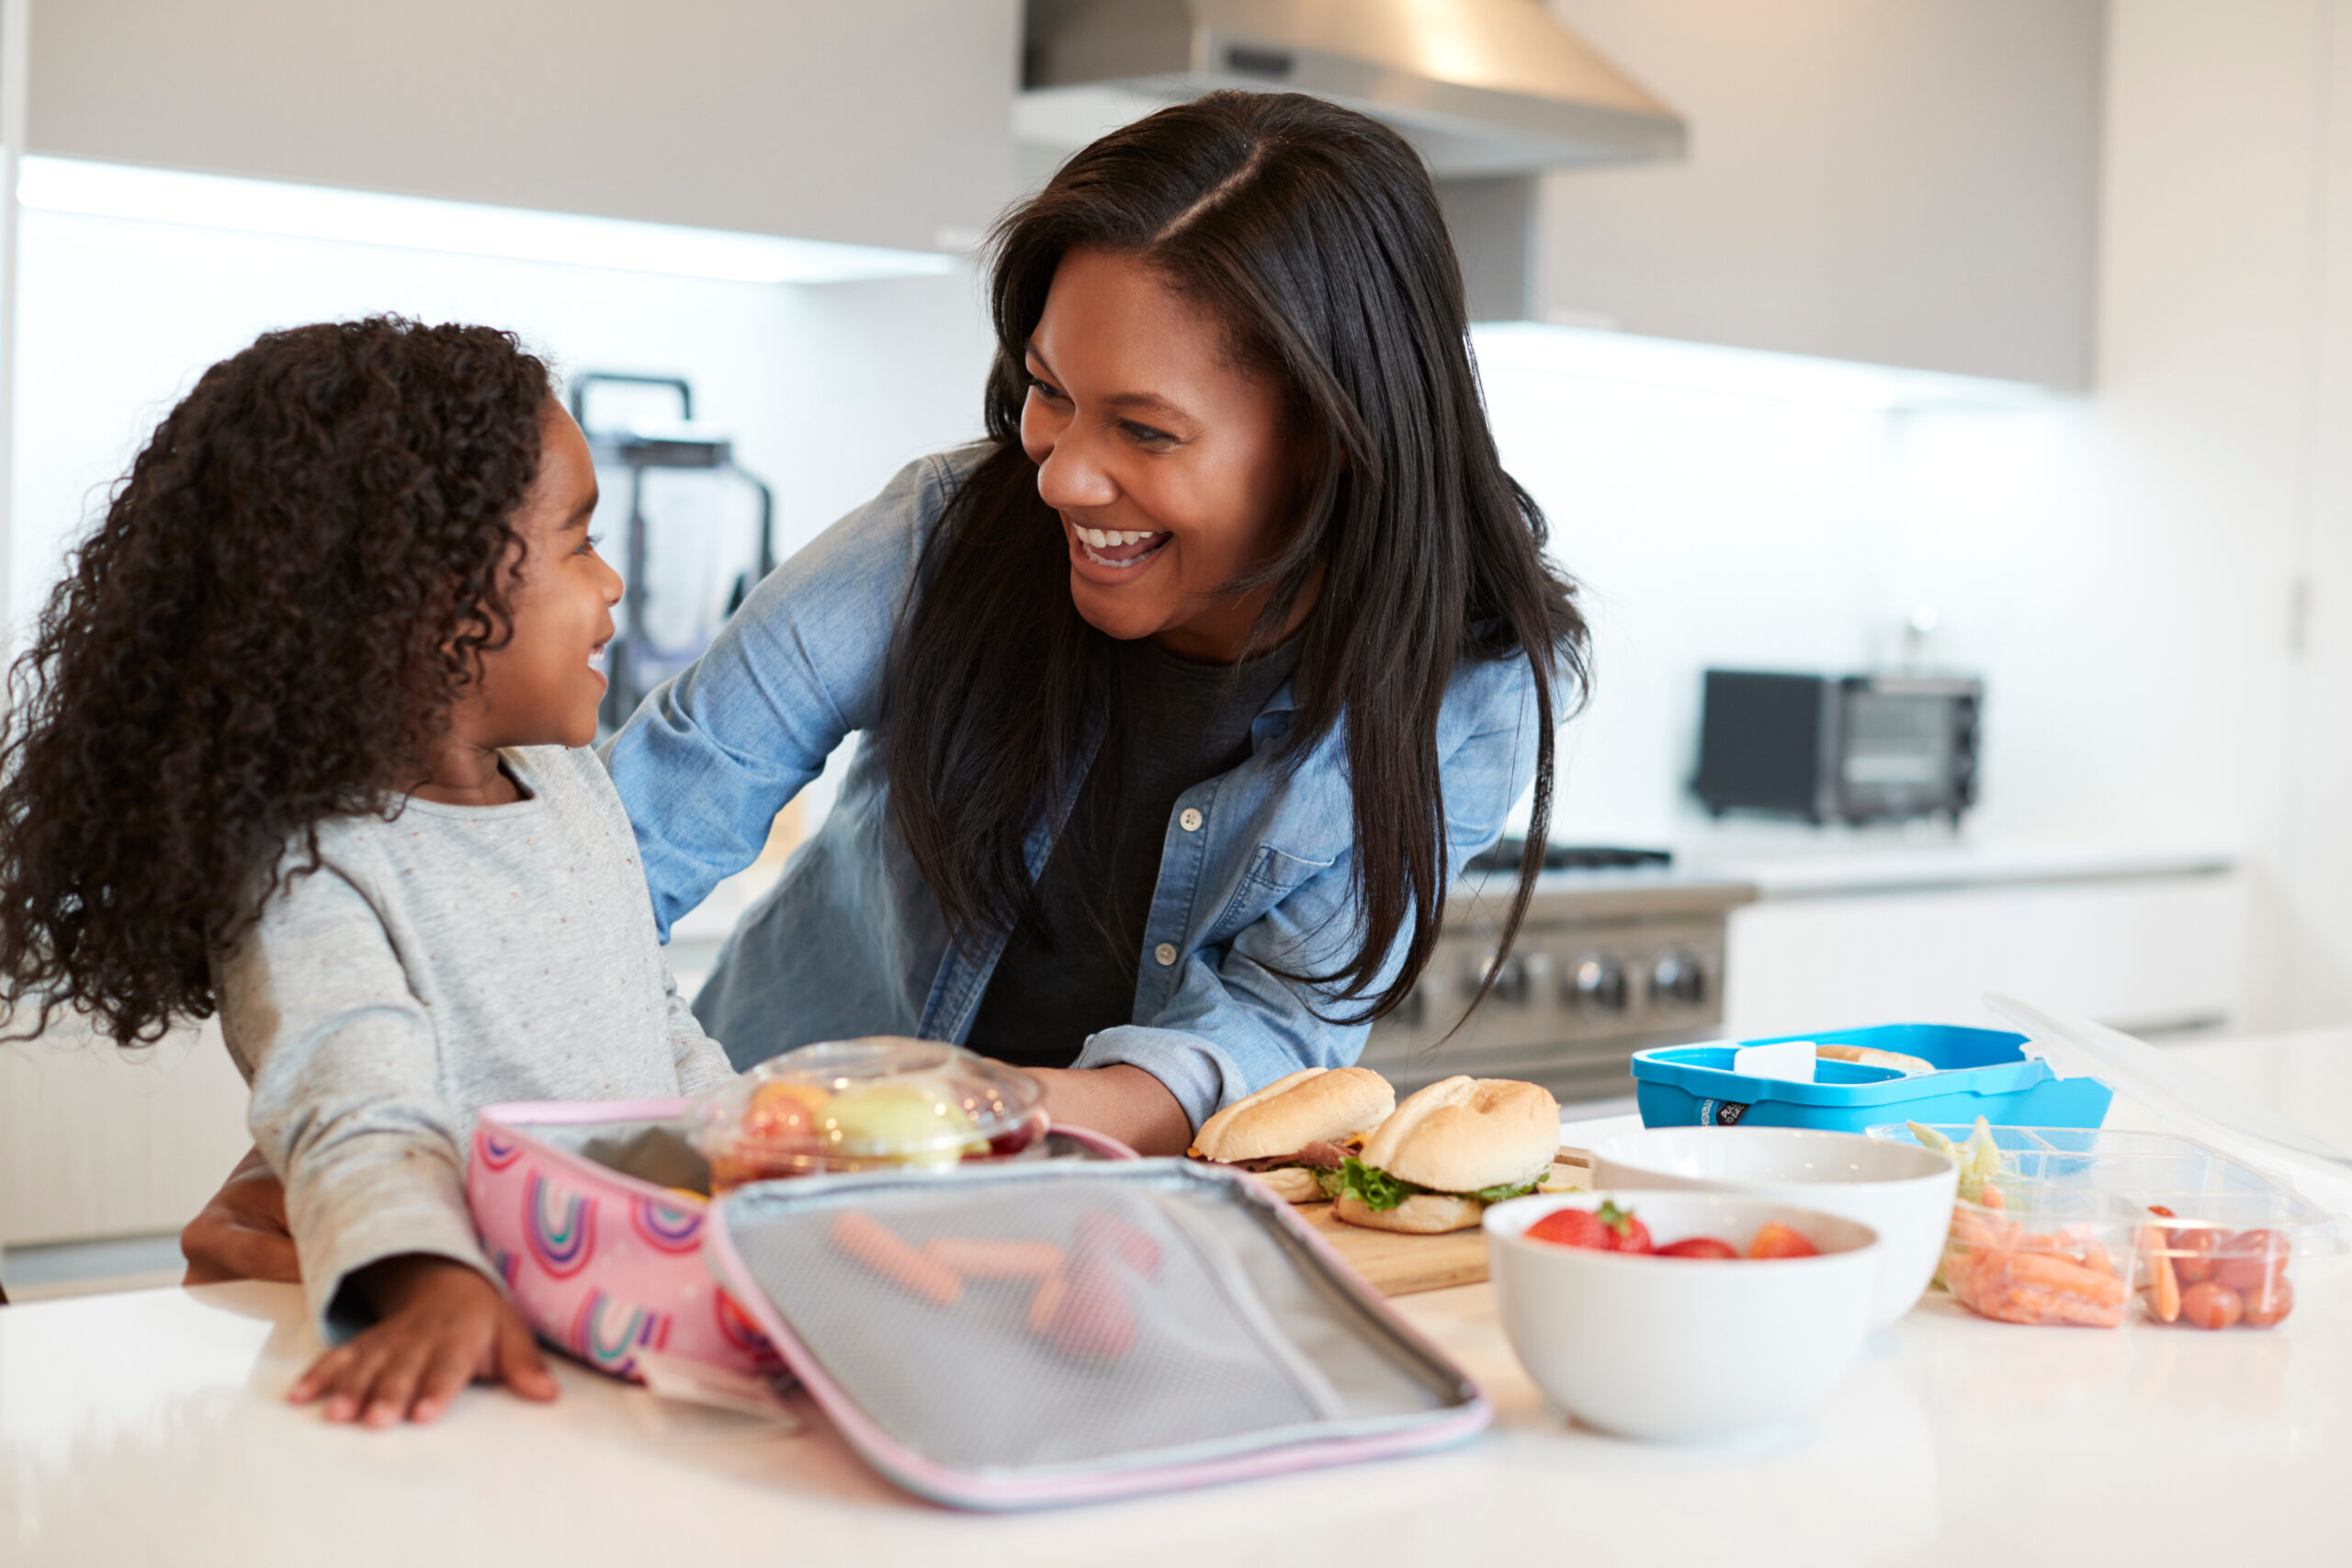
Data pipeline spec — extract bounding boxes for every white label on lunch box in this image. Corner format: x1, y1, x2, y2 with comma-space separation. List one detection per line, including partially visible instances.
1732, 1041, 1819, 1084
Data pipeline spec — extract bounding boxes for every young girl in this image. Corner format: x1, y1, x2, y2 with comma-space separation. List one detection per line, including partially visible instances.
0, 317, 736, 1426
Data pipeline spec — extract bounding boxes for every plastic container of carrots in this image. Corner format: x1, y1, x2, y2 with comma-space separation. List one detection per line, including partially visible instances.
1940, 1185, 2135, 1326
1873, 1124, 2342, 1330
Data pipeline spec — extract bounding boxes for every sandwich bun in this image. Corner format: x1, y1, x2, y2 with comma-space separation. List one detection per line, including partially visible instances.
1190, 1066, 1396, 1163
1253, 1166, 1326, 1204
1333, 1190, 1486, 1234
1815, 1043, 1934, 1075
1357, 1075, 1560, 1197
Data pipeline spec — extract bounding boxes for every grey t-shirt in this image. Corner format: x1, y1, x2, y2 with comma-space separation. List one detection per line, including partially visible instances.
212, 745, 737, 1338
966, 636, 1298, 1068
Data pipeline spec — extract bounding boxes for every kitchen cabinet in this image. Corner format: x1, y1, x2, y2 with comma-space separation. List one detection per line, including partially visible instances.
22, 0, 1021, 254
2279, 0, 2352, 1027
1716, 856, 2245, 1041
0, 1018, 251, 1248
1517, 0, 2103, 387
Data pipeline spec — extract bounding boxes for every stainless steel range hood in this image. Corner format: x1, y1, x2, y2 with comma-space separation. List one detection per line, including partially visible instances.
1019, 0, 1686, 178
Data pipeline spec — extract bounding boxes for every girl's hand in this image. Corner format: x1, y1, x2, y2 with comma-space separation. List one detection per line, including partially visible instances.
288, 1255, 559, 1427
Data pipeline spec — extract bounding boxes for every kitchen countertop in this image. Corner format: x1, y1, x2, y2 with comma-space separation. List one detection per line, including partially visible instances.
7, 1032, 2346, 1567
1674, 830, 2239, 900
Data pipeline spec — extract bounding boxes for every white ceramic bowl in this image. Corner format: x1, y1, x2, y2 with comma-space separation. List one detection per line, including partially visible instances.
1588, 1126, 1958, 1327
1486, 1190, 1880, 1442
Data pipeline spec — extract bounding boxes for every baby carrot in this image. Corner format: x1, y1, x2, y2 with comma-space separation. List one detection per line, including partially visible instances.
2139, 1224, 2181, 1323
831, 1211, 962, 1306
922, 1238, 1066, 1279
1026, 1269, 1068, 1332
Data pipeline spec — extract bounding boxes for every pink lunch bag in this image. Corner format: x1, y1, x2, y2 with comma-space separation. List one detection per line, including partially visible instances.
469, 1099, 781, 1382
467, 1098, 1136, 1383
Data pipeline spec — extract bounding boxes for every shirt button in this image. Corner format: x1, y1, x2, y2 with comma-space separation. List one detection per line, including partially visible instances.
1179, 807, 1204, 832
1154, 942, 1179, 967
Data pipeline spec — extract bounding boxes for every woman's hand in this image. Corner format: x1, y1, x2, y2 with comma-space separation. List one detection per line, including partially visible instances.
180, 1145, 299, 1285
1027, 1063, 1193, 1156
288, 1255, 558, 1427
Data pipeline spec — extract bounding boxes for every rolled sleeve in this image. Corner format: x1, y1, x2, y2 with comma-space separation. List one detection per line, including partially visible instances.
602, 451, 964, 936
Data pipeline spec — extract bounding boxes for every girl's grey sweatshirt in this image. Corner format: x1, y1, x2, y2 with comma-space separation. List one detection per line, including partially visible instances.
213, 745, 738, 1338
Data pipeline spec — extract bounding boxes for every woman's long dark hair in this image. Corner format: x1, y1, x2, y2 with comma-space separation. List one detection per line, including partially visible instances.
0, 317, 552, 1045
887, 91, 1589, 1026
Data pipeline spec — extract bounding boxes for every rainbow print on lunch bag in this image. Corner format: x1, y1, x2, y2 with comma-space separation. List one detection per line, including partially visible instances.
468, 1099, 779, 1383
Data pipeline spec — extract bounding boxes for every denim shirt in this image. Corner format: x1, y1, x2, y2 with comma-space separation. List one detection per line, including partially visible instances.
603, 447, 1548, 1133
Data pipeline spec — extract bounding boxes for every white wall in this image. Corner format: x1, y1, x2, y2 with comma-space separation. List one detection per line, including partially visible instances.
9, 207, 992, 638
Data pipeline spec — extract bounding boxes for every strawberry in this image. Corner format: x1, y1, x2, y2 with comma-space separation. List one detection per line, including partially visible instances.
1597, 1199, 1655, 1254
1655, 1236, 1740, 1259
1525, 1201, 1653, 1253
1747, 1222, 1820, 1259
1525, 1207, 1615, 1250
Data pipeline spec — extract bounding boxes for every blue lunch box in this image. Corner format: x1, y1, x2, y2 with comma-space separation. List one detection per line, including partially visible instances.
1630, 1023, 2113, 1134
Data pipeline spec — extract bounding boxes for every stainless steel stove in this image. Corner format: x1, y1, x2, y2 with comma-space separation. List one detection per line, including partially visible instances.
1355, 844, 1758, 1107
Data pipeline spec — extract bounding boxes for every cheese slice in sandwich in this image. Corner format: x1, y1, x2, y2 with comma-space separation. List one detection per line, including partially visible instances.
1187, 1066, 1396, 1203
1326, 1075, 1560, 1234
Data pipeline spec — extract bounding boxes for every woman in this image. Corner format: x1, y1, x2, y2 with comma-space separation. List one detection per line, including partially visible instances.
180, 90, 1587, 1278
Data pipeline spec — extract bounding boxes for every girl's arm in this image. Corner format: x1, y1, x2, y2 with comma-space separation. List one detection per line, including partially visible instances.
218, 856, 546, 1418
601, 454, 962, 934
660, 952, 740, 1093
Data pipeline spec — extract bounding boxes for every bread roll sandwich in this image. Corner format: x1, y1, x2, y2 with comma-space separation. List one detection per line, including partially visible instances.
1187, 1066, 1396, 1202
1815, 1043, 1934, 1075
1326, 1075, 1560, 1234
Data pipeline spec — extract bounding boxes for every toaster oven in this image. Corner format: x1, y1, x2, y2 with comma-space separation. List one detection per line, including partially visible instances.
1693, 670, 1981, 826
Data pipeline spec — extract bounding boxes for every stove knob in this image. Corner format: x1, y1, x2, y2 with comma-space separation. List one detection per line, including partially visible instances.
1396, 970, 1450, 1030
1568, 954, 1628, 1012
1651, 948, 1708, 1008
1470, 951, 1531, 1006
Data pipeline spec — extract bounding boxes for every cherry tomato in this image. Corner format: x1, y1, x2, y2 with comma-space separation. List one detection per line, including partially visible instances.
2168, 1226, 2219, 1287
1655, 1236, 1740, 1260
1525, 1208, 1616, 1251
1747, 1223, 1820, 1260
2214, 1229, 2288, 1298
1037, 1254, 1136, 1360
2179, 1280, 2245, 1331
2241, 1273, 2294, 1327
1074, 1212, 1163, 1279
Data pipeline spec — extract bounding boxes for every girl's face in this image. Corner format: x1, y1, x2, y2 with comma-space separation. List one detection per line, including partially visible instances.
1021, 247, 1313, 662
469, 404, 622, 749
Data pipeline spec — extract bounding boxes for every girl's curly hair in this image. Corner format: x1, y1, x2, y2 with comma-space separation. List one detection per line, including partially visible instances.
0, 316, 553, 1045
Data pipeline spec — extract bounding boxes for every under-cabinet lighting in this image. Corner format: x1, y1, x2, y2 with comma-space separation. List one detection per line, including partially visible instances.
1471, 320, 2052, 412
15, 155, 956, 286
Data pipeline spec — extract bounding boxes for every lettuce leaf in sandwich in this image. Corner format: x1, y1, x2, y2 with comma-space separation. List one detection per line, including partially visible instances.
1318, 1156, 1546, 1211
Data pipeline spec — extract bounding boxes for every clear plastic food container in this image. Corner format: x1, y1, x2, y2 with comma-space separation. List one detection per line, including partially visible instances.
695, 1038, 1049, 1191
1876, 1123, 2342, 1330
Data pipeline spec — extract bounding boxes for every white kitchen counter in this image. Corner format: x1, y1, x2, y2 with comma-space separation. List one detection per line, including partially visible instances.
1677, 829, 2239, 900
8, 1032, 2347, 1567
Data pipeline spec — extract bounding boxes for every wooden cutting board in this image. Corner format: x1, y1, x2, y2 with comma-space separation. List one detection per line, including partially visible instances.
1300, 1149, 1590, 1297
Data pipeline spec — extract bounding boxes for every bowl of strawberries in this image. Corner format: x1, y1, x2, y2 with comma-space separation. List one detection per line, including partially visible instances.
1484, 1190, 1880, 1442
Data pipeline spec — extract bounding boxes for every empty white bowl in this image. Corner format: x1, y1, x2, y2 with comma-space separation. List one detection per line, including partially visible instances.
1588, 1126, 1959, 1327
1486, 1190, 1880, 1442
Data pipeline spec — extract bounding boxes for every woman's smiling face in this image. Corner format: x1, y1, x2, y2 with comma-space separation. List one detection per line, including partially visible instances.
1021, 247, 1313, 662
